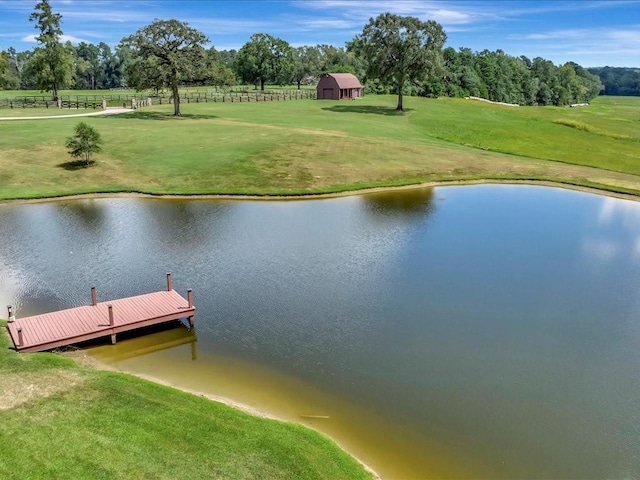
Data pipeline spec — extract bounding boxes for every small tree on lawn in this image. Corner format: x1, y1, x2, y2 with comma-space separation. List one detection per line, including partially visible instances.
66, 122, 102, 166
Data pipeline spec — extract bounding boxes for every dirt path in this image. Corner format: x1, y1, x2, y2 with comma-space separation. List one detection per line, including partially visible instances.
0, 107, 131, 121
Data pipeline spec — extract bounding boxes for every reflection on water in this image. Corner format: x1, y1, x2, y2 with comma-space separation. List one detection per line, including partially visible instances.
90, 325, 198, 362
57, 200, 106, 232
362, 186, 436, 217
1, 185, 639, 479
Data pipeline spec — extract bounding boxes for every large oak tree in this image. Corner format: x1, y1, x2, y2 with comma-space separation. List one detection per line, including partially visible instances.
121, 19, 208, 116
236, 33, 293, 91
349, 13, 446, 111
291, 46, 321, 90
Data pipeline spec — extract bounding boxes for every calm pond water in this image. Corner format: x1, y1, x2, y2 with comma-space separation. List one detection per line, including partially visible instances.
1, 185, 639, 479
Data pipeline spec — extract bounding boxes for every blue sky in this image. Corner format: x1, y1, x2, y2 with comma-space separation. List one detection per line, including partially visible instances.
1, 0, 639, 67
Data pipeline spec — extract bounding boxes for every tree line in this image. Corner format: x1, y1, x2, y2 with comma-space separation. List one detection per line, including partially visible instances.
0, 36, 359, 93
588, 67, 640, 96
426, 47, 602, 106
0, 0, 608, 111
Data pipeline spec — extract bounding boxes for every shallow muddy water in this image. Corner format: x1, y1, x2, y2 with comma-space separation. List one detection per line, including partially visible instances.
1, 185, 639, 479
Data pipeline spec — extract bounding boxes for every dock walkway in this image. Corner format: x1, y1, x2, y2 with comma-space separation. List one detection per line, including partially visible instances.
6, 274, 194, 353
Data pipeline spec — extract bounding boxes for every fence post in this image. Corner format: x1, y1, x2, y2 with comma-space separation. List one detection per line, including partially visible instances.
108, 304, 116, 344
187, 289, 194, 327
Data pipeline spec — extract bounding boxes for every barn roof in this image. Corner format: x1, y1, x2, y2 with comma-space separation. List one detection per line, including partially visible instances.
327, 73, 363, 89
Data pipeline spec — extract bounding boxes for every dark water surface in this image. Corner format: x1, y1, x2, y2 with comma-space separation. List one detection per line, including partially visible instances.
1, 185, 639, 479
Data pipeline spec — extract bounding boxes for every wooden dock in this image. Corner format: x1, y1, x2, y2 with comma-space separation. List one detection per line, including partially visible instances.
5, 274, 194, 353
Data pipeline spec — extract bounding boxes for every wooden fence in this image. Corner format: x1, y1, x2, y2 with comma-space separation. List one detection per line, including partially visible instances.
0, 89, 317, 109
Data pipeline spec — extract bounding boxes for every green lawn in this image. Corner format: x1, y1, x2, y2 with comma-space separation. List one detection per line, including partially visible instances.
0, 322, 372, 480
0, 94, 639, 200
0, 107, 106, 117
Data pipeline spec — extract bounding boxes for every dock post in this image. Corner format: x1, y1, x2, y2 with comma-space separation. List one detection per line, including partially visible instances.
91, 287, 97, 306
187, 289, 194, 327
108, 304, 116, 344
167, 273, 173, 291
7, 305, 15, 323
16, 326, 23, 346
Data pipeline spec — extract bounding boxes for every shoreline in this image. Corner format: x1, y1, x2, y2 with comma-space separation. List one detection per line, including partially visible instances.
64, 350, 382, 480
12, 177, 640, 479
2, 178, 640, 206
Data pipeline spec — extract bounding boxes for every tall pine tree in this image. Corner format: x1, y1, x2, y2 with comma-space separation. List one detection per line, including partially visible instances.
29, 0, 72, 99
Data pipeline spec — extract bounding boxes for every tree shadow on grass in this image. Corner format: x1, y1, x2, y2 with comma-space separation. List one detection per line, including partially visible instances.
321, 104, 414, 116
57, 160, 95, 170
111, 111, 219, 121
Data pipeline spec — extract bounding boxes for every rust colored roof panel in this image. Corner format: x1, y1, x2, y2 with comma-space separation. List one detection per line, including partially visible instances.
328, 73, 363, 89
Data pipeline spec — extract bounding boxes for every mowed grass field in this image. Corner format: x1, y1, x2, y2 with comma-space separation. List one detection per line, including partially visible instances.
0, 94, 639, 199
0, 323, 372, 480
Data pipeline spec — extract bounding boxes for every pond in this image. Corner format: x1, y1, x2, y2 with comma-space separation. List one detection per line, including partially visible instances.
1, 185, 639, 479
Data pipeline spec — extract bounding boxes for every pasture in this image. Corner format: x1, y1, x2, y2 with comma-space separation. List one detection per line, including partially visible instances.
0, 94, 639, 200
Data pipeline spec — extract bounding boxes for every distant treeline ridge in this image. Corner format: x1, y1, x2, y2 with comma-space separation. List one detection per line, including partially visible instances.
587, 67, 640, 96
2, 35, 636, 104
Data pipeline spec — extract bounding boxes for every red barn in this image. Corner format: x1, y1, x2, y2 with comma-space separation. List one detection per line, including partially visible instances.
316, 73, 363, 100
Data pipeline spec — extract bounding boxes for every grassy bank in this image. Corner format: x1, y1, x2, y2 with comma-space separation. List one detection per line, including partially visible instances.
0, 94, 639, 200
0, 322, 372, 480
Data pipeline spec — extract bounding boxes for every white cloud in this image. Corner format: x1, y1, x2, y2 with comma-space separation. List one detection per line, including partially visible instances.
597, 197, 640, 227
295, 18, 356, 30
582, 237, 620, 261
428, 9, 471, 24
512, 26, 640, 43
21, 33, 87, 43
586, 197, 640, 263
56, 8, 149, 23
0, 0, 33, 13
188, 18, 279, 34
608, 29, 640, 43
514, 30, 586, 41
61, 33, 87, 43
506, 24, 640, 66
294, 0, 484, 26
